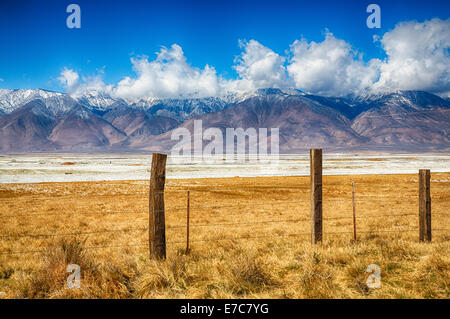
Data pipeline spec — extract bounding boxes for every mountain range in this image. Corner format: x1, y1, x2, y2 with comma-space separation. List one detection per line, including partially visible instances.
0, 88, 448, 153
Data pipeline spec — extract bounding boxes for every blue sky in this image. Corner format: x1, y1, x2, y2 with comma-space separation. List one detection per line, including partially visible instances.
0, 0, 449, 97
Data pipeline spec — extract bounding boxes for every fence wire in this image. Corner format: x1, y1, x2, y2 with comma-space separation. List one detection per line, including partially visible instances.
3, 228, 449, 256
1, 183, 449, 257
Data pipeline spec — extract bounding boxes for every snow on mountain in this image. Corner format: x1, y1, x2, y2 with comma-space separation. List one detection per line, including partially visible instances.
123, 96, 159, 109
0, 87, 449, 152
0, 88, 258, 118
0, 89, 79, 115
76, 90, 124, 111
0, 89, 12, 98
0, 88, 448, 120
0, 87, 298, 119
117, 90, 260, 121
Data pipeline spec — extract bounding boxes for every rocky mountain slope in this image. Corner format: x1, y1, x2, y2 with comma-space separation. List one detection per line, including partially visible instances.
0, 89, 448, 153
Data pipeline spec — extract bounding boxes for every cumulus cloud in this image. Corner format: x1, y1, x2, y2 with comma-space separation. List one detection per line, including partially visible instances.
58, 67, 112, 98
58, 18, 450, 99
373, 18, 450, 96
285, 19, 450, 97
230, 40, 292, 91
287, 32, 379, 96
113, 44, 222, 99
112, 41, 291, 99
58, 68, 80, 91
60, 41, 293, 99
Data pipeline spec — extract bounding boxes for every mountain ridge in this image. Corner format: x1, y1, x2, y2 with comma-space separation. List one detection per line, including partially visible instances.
0, 89, 448, 153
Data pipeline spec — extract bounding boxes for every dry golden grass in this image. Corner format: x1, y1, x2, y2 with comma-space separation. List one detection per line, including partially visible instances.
0, 173, 449, 299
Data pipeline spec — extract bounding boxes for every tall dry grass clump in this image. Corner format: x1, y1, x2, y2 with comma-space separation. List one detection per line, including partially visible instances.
14, 238, 93, 298
11, 238, 138, 299
228, 251, 278, 295
134, 246, 279, 298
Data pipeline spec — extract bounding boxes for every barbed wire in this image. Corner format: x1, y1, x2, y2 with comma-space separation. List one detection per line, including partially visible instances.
326, 229, 417, 234
358, 213, 416, 219
1, 228, 448, 256
166, 218, 310, 229
319, 213, 417, 221
0, 212, 444, 241
0, 218, 315, 238
0, 211, 434, 238
0, 207, 447, 223
0, 200, 308, 219
0, 243, 148, 256
0, 210, 147, 219
2, 203, 449, 220
168, 227, 423, 244
0, 227, 148, 239
151, 189, 450, 199
1, 181, 448, 255
168, 232, 311, 244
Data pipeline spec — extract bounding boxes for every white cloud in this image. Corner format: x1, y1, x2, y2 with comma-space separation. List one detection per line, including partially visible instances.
58, 68, 79, 91
230, 40, 292, 91
373, 18, 450, 96
287, 32, 379, 96
285, 19, 450, 97
113, 44, 222, 99
58, 67, 113, 98
58, 18, 450, 99
61, 41, 293, 99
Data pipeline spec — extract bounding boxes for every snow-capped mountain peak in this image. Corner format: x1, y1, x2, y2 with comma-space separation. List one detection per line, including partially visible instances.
75, 90, 123, 110
0, 89, 78, 115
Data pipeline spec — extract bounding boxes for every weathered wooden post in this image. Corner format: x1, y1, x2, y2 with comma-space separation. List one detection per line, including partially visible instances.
149, 153, 167, 259
310, 149, 323, 244
186, 190, 190, 254
352, 181, 357, 241
419, 169, 431, 242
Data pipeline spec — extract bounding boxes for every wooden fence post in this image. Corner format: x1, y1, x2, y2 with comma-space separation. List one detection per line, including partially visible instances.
149, 153, 167, 259
310, 149, 323, 244
352, 181, 357, 241
186, 190, 190, 254
419, 169, 431, 242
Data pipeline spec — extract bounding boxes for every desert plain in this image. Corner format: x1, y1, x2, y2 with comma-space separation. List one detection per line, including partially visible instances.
0, 172, 449, 298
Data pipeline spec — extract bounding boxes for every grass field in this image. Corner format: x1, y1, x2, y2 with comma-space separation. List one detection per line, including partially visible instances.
0, 173, 449, 298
